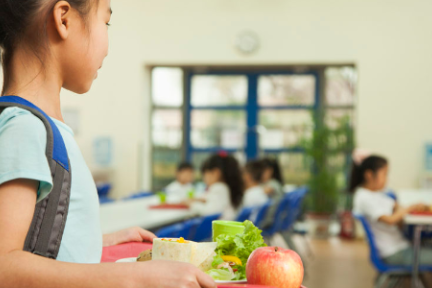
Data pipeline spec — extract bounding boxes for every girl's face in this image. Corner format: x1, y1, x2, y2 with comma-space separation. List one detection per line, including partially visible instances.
364, 165, 388, 191
203, 169, 222, 186
261, 167, 273, 183
61, 0, 111, 94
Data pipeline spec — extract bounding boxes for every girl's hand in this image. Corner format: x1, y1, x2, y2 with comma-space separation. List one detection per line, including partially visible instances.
409, 203, 429, 213
123, 260, 216, 288
103, 227, 157, 247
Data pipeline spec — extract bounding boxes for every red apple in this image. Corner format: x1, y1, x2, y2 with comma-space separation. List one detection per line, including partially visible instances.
246, 246, 304, 288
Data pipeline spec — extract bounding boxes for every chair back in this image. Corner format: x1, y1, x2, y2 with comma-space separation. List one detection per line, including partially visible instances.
192, 213, 221, 242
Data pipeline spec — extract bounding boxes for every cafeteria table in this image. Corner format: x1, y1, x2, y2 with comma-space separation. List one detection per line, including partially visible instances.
99, 196, 196, 233
102, 242, 307, 288
404, 213, 432, 288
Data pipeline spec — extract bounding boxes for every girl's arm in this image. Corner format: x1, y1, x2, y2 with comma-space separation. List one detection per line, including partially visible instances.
102, 227, 156, 247
0, 179, 215, 288
379, 203, 428, 225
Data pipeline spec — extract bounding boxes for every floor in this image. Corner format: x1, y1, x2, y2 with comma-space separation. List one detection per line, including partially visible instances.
271, 235, 377, 288
270, 235, 432, 288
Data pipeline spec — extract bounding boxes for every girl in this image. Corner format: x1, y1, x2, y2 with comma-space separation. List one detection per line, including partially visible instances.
187, 153, 244, 220
0, 1, 215, 287
260, 158, 284, 227
351, 153, 432, 266
242, 160, 268, 208
261, 158, 284, 198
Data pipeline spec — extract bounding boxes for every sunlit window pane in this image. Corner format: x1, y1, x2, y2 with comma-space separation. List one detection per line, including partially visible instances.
325, 67, 357, 106
152, 109, 182, 148
258, 75, 315, 106
191, 110, 246, 148
259, 110, 313, 149
152, 67, 183, 107
191, 75, 247, 107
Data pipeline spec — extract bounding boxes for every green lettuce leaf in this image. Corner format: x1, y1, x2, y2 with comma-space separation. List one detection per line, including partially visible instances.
212, 220, 267, 280
205, 269, 233, 281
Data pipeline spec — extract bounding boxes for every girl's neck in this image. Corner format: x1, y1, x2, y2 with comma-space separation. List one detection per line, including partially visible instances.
361, 183, 379, 192
2, 48, 64, 121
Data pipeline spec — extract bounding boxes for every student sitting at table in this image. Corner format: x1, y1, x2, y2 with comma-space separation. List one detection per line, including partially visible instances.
242, 160, 268, 207
185, 152, 244, 220
260, 158, 285, 227
165, 162, 195, 202
351, 152, 432, 266
261, 158, 284, 199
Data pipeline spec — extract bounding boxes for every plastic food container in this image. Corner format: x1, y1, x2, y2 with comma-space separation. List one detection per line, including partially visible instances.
212, 220, 245, 241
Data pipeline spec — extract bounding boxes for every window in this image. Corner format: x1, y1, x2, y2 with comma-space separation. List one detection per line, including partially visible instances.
150, 66, 356, 190
151, 68, 184, 190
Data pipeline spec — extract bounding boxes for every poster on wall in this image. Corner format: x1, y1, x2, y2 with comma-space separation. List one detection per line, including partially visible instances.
426, 143, 432, 171
93, 137, 113, 167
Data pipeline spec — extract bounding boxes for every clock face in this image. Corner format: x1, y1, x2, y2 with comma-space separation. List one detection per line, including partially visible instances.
235, 31, 260, 55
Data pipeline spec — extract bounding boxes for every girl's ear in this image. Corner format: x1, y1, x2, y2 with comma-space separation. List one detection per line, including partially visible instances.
364, 169, 373, 182
52, 1, 73, 40
214, 168, 223, 181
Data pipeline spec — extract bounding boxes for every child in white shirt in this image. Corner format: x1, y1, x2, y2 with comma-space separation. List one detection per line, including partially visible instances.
351, 154, 432, 265
187, 153, 244, 220
165, 162, 194, 202
242, 160, 268, 207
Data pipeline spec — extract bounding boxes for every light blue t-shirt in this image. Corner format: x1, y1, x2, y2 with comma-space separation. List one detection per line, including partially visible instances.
0, 107, 102, 263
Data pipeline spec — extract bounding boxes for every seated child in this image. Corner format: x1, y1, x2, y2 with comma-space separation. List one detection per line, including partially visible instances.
165, 162, 194, 202
351, 153, 432, 265
186, 153, 244, 220
242, 160, 268, 207
261, 158, 284, 199
260, 158, 284, 227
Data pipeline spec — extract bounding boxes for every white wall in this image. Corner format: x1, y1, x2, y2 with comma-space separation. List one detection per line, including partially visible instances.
5, 0, 432, 197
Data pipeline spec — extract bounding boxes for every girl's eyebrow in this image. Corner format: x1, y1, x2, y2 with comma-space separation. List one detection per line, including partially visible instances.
108, 8, 113, 15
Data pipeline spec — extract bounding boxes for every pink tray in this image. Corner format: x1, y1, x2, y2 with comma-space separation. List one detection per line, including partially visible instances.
102, 242, 307, 288
149, 204, 190, 209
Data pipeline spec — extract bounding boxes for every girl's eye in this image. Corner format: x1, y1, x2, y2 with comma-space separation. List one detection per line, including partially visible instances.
106, 23, 111, 27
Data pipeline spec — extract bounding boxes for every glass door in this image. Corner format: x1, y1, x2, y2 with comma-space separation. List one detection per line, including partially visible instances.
185, 71, 319, 181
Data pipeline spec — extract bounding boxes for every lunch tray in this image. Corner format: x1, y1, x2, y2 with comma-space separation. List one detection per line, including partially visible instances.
149, 204, 189, 209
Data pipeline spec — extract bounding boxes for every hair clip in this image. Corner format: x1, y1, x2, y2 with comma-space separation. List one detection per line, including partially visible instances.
352, 148, 371, 165
218, 151, 228, 158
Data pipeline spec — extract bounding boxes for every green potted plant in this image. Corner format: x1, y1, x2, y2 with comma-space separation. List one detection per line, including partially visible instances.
301, 111, 354, 238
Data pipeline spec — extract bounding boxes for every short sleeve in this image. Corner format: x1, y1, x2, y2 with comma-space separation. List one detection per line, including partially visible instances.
357, 192, 395, 221
0, 107, 53, 202
191, 183, 229, 216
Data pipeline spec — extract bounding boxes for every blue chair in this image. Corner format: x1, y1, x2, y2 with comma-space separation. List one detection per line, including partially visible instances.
261, 196, 292, 237
192, 213, 221, 242
99, 196, 115, 204
281, 187, 308, 232
235, 206, 256, 222
97, 183, 112, 197
385, 190, 398, 201
253, 201, 272, 228
122, 191, 154, 200
156, 218, 198, 239
355, 214, 432, 287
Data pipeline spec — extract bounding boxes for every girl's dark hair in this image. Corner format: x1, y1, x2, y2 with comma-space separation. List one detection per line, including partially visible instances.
245, 160, 265, 183
0, 0, 98, 93
349, 155, 388, 193
201, 154, 244, 209
261, 158, 284, 184
177, 162, 194, 172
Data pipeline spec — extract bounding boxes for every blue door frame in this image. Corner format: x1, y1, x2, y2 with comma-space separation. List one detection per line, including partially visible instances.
185, 70, 320, 162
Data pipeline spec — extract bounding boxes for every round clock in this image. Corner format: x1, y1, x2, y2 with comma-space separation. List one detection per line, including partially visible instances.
235, 30, 260, 55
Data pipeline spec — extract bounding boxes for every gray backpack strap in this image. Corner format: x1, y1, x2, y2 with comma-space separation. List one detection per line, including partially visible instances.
0, 96, 71, 259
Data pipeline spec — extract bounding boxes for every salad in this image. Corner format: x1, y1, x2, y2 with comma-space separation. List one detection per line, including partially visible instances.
205, 220, 267, 281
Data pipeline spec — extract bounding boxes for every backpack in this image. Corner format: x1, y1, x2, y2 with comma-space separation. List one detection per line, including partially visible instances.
0, 96, 71, 259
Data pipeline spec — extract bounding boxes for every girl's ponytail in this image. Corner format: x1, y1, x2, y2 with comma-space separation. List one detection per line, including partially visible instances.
201, 153, 244, 208
262, 158, 284, 185
349, 163, 364, 193
348, 155, 388, 193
